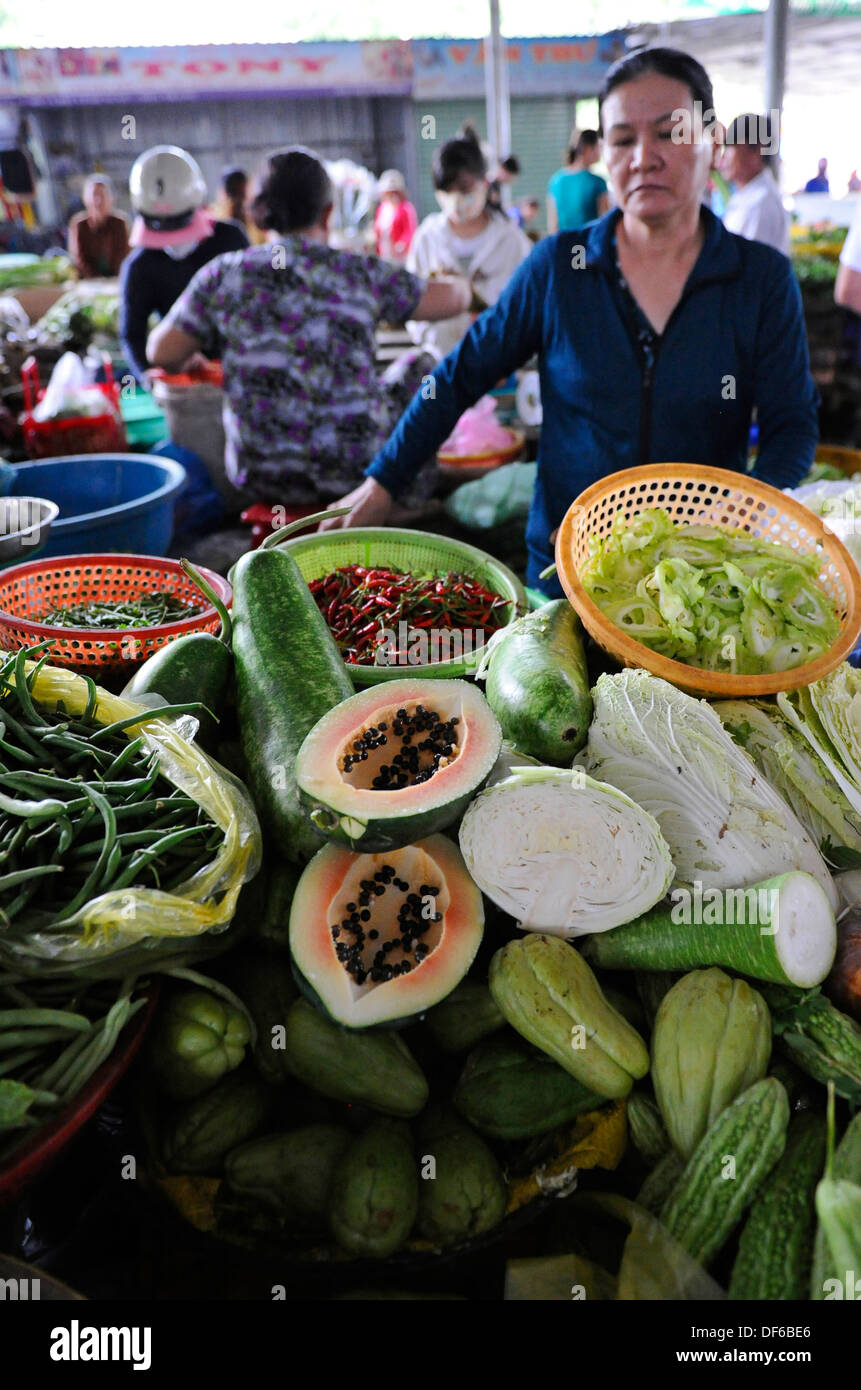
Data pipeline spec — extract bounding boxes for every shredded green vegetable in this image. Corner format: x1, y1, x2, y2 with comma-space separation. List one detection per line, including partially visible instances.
581, 508, 840, 674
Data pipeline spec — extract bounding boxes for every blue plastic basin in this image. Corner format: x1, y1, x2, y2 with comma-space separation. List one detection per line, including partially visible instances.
6, 454, 187, 558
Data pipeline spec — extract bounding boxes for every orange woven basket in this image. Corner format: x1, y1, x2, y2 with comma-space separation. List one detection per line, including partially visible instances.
0, 554, 232, 679
555, 463, 861, 698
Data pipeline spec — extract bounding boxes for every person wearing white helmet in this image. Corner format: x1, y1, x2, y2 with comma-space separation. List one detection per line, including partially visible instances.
120, 145, 247, 382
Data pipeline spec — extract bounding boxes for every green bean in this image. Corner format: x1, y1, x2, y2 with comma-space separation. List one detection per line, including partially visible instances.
0, 1027, 76, 1050
109, 825, 209, 892
0, 768, 86, 794
0, 1007, 90, 1031
57, 996, 144, 1100
0, 730, 38, 766
0, 880, 48, 924
67, 826, 191, 860
103, 735, 146, 779
50, 786, 116, 922
111, 795, 197, 824
0, 1047, 42, 1077
26, 1088, 58, 1106
0, 822, 27, 865
99, 839, 123, 887
0, 864, 62, 891
162, 848, 215, 892
37, 1024, 97, 1092
82, 675, 98, 723
0, 786, 66, 819
13, 647, 47, 727
89, 702, 210, 743
55, 816, 75, 856
0, 705, 65, 767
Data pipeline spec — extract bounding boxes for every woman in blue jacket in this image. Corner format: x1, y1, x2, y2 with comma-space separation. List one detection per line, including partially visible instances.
322, 47, 818, 595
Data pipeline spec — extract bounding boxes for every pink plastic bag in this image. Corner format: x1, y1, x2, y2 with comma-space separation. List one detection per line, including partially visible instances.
439, 396, 512, 456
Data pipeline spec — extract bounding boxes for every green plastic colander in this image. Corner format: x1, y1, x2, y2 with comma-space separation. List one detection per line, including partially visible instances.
281, 526, 527, 684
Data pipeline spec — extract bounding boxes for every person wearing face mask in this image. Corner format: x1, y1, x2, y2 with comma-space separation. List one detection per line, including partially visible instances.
405, 126, 531, 360
321, 48, 818, 597
120, 146, 248, 384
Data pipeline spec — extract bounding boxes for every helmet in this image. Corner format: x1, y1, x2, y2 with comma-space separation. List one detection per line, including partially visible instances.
377, 169, 406, 196
128, 146, 213, 250
129, 146, 207, 228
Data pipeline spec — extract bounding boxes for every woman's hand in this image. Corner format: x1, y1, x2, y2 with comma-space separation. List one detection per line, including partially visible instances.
318, 477, 393, 531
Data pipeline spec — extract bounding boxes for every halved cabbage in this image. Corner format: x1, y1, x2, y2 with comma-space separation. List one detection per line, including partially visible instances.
458, 765, 674, 936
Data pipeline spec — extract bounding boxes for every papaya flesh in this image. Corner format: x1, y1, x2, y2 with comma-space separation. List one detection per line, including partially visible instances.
289, 834, 483, 1029
295, 678, 502, 852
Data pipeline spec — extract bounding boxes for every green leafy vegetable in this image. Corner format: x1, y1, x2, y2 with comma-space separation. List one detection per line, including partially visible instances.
585, 670, 838, 908
714, 697, 861, 864
778, 664, 861, 826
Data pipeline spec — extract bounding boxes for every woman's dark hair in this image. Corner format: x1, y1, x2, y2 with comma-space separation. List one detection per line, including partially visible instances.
432, 125, 487, 191
221, 166, 247, 199
251, 147, 333, 233
567, 129, 600, 164
598, 47, 714, 132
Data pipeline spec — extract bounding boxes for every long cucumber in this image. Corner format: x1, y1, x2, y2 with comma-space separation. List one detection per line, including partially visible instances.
583, 871, 836, 988
232, 516, 353, 862
478, 600, 592, 764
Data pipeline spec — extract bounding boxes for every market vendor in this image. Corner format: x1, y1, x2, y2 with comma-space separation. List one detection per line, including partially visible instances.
321, 47, 819, 596
145, 146, 471, 507
67, 175, 130, 279
120, 145, 248, 384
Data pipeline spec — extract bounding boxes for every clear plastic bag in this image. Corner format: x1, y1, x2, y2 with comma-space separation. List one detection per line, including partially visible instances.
444, 460, 537, 530
32, 350, 119, 424
2, 664, 262, 969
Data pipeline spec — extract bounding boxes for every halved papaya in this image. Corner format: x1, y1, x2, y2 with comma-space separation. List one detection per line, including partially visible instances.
289, 834, 484, 1028
295, 678, 502, 852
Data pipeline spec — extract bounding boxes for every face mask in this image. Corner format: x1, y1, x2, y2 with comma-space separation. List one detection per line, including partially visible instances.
164, 240, 200, 260
435, 187, 487, 223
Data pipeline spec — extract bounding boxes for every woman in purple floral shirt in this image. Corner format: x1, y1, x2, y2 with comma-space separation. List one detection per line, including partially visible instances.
148, 147, 470, 506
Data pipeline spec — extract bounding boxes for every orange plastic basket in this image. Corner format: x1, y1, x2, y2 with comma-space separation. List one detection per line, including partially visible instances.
0, 553, 232, 678
555, 463, 861, 698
